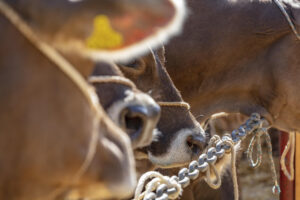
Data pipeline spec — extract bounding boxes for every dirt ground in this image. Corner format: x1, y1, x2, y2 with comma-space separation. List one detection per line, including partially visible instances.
238, 152, 280, 200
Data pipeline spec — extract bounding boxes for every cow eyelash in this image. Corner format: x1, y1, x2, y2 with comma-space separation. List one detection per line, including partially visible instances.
120, 59, 145, 70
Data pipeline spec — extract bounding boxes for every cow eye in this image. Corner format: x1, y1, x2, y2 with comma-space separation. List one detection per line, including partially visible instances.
118, 59, 146, 74
122, 59, 143, 69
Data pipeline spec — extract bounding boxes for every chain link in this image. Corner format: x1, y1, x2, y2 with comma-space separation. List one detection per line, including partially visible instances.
134, 113, 280, 200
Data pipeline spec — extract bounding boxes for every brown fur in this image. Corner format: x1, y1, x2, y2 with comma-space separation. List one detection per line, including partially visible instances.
0, 15, 135, 200
0, 0, 186, 198
165, 0, 300, 132
163, 0, 300, 198
119, 48, 207, 172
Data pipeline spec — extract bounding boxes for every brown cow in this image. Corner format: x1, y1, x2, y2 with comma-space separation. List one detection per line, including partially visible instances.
162, 0, 300, 198
118, 48, 208, 173
90, 50, 236, 199
165, 0, 300, 132
0, 14, 135, 199
115, 48, 239, 200
0, 0, 187, 199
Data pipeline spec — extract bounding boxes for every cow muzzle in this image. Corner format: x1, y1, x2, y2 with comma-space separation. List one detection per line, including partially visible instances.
148, 127, 207, 168
107, 91, 161, 149
120, 103, 160, 149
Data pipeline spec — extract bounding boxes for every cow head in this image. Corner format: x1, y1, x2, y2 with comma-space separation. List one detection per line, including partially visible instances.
89, 62, 160, 149
118, 47, 207, 171
0, 20, 136, 198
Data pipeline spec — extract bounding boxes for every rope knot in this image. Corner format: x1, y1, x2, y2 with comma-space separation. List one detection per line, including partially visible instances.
134, 171, 182, 200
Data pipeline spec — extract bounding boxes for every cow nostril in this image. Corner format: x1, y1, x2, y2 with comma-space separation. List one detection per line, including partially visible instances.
120, 105, 148, 148
120, 104, 160, 149
124, 113, 144, 140
186, 135, 205, 155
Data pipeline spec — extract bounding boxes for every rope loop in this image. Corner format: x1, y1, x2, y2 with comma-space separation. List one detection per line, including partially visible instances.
204, 163, 222, 189
246, 127, 281, 195
262, 131, 281, 195
247, 132, 263, 168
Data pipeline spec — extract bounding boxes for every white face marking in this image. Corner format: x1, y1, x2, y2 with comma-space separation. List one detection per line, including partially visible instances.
148, 126, 205, 168
151, 128, 162, 143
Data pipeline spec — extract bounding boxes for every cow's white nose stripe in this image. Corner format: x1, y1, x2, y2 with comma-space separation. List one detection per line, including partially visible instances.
148, 128, 202, 168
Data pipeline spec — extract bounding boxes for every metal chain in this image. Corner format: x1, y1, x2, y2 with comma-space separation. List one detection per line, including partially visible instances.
134, 113, 280, 200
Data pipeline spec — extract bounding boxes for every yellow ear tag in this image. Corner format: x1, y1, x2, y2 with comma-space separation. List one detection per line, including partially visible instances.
86, 15, 123, 50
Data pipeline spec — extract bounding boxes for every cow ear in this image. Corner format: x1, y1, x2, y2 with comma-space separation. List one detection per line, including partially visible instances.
117, 47, 165, 82
155, 46, 166, 66
151, 48, 166, 82
87, 0, 186, 62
